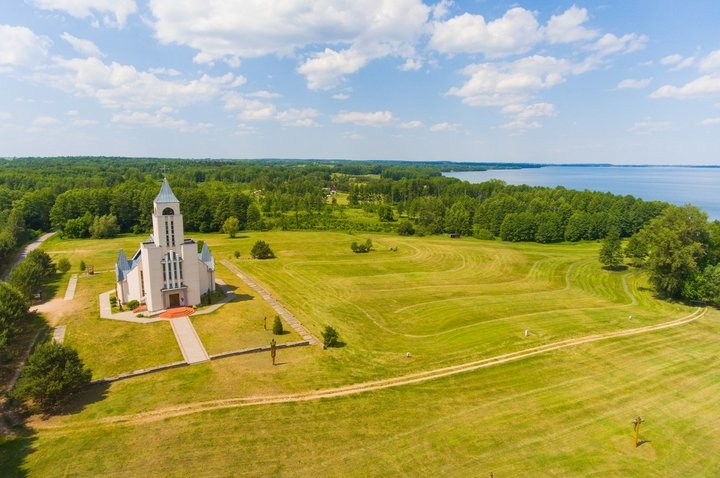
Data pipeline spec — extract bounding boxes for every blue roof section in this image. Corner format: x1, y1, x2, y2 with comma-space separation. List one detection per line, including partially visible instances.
199, 242, 215, 271
154, 178, 179, 204
116, 248, 140, 282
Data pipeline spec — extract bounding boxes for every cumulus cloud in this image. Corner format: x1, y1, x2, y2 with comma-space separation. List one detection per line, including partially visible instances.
224, 92, 319, 126
399, 58, 423, 71
150, 0, 430, 89
32, 116, 61, 126
0, 25, 51, 67
332, 110, 393, 126
248, 90, 280, 99
617, 78, 652, 89
447, 55, 573, 106
37, 57, 245, 110
61, 32, 103, 57
28, 0, 137, 28
544, 5, 598, 44
332, 93, 350, 100
429, 7, 542, 57
652, 51, 720, 100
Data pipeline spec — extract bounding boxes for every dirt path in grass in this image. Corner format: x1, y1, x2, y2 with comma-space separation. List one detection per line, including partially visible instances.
32, 307, 707, 432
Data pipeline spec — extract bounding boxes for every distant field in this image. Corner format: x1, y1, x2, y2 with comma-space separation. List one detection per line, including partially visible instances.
2, 231, 716, 477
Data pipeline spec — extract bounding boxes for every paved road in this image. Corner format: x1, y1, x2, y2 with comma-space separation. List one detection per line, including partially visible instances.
2, 231, 57, 280
170, 316, 209, 364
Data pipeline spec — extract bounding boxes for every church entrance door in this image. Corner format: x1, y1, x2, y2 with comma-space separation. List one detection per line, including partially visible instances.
169, 293, 180, 308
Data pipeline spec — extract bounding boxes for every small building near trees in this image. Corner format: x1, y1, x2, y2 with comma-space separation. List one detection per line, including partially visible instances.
115, 179, 215, 312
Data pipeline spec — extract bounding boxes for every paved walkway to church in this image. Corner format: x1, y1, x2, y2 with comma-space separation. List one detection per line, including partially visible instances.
170, 316, 209, 364
63, 274, 78, 300
221, 259, 319, 345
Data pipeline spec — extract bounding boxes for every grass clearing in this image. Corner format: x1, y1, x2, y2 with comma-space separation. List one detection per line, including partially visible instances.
5, 231, 713, 476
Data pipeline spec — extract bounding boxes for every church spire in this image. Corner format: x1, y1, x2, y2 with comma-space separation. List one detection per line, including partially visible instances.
154, 177, 179, 204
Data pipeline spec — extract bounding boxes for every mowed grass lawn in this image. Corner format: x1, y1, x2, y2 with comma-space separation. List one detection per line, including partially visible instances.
5, 230, 714, 476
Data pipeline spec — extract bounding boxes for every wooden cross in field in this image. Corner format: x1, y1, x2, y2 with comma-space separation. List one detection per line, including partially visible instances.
632, 416, 645, 448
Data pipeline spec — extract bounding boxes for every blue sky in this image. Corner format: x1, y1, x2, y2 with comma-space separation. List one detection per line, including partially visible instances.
1, 1, 720, 164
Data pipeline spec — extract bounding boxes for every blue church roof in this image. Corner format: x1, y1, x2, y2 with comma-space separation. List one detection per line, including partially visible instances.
154, 178, 179, 204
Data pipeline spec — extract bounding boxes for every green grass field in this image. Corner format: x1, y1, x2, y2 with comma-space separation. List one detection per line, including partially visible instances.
2, 231, 717, 476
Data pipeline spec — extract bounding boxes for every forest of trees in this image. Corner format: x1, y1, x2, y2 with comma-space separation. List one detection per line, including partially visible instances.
0, 157, 676, 274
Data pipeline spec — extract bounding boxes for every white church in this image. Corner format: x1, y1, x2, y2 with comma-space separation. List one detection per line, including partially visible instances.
115, 178, 216, 312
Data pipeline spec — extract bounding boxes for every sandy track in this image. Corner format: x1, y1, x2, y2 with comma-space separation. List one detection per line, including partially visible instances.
34, 307, 706, 432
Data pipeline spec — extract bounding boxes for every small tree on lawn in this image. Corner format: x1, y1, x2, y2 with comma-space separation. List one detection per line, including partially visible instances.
599, 228, 624, 270
13, 342, 92, 413
350, 239, 373, 253
79, 260, 86, 272
321, 325, 340, 348
251, 240, 275, 259
397, 220, 415, 236
56, 257, 71, 274
222, 216, 240, 238
272, 315, 284, 335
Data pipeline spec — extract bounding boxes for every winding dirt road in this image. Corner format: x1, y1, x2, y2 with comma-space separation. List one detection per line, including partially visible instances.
34, 307, 706, 432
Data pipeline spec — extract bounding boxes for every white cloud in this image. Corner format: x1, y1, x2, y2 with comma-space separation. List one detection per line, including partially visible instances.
650, 75, 720, 100
431, 0, 452, 20
399, 120, 423, 129
248, 90, 280, 99
28, 0, 137, 28
150, 0, 430, 89
699, 50, 720, 72
223, 93, 276, 121
148, 67, 181, 76
342, 131, 364, 140
112, 109, 211, 132
588, 33, 648, 57
430, 121, 458, 132
661, 54, 684, 65
66, 109, 79, 116
224, 92, 319, 126
399, 58, 422, 71
0, 25, 51, 67
500, 102, 555, 130
545, 6, 598, 44
332, 93, 350, 100
61, 32, 103, 57
275, 108, 320, 127
333, 110, 393, 126
0, 112, 12, 121
38, 57, 245, 110
447, 55, 572, 106
429, 7, 542, 57
627, 120, 672, 134
700, 117, 720, 126
617, 78, 652, 89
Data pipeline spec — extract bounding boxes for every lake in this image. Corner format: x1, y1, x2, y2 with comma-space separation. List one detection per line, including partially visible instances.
445, 166, 719, 220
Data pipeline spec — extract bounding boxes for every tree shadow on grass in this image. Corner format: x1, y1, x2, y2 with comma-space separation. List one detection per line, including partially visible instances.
58, 381, 110, 416
0, 430, 37, 478
602, 265, 628, 272
325, 341, 346, 349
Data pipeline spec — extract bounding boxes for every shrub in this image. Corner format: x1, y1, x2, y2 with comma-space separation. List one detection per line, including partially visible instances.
56, 257, 71, 274
272, 315, 284, 335
351, 239, 373, 253
397, 220, 415, 236
251, 240, 275, 259
79, 260, 86, 272
234, 250, 241, 259
126, 299, 139, 310
12, 342, 92, 413
321, 325, 340, 348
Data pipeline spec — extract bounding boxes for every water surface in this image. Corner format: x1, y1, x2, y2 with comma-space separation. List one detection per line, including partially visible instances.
445, 166, 719, 220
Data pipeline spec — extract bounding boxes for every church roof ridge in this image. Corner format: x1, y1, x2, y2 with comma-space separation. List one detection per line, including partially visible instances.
154, 178, 179, 204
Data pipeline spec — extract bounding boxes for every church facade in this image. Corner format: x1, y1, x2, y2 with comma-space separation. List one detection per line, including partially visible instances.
115, 179, 215, 312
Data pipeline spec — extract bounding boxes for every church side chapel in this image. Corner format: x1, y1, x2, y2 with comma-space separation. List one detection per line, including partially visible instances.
115, 178, 215, 312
